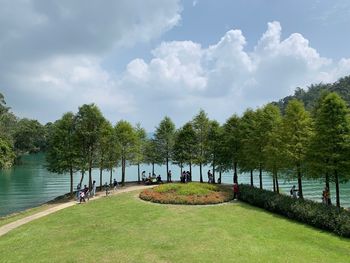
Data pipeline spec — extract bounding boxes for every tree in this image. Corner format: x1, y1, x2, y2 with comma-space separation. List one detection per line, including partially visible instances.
207, 120, 222, 183
144, 138, 161, 175
192, 110, 210, 183
263, 107, 284, 193
173, 122, 197, 176
75, 104, 105, 189
115, 120, 136, 186
239, 109, 258, 186
154, 117, 176, 182
133, 123, 147, 183
282, 99, 313, 199
0, 137, 15, 169
46, 112, 79, 195
308, 93, 350, 207
222, 115, 241, 183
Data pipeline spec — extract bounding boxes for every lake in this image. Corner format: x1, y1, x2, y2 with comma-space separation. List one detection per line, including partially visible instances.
1, 153, 350, 217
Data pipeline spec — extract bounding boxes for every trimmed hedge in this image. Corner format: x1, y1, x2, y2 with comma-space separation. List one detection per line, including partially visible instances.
238, 184, 350, 237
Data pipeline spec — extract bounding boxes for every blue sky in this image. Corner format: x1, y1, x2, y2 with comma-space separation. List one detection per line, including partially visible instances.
1, 0, 350, 130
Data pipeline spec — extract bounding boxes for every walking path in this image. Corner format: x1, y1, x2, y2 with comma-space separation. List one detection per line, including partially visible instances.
0, 184, 153, 237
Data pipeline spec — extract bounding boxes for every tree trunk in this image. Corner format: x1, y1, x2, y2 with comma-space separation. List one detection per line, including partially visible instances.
219, 170, 222, 184
199, 162, 203, 183
272, 173, 276, 192
137, 163, 140, 184
233, 161, 238, 184
325, 173, 330, 189
212, 160, 216, 184
79, 170, 85, 185
70, 166, 73, 196
121, 157, 125, 186
189, 161, 192, 181
109, 167, 113, 185
276, 175, 279, 194
88, 159, 92, 190
180, 163, 183, 175
250, 170, 253, 186
335, 170, 340, 208
152, 162, 154, 175
297, 165, 303, 199
259, 163, 263, 189
100, 166, 103, 190
166, 157, 169, 182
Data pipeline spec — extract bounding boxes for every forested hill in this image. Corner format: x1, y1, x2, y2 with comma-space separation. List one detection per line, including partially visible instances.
273, 75, 350, 113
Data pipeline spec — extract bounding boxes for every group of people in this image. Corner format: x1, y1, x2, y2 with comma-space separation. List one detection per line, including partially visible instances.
76, 180, 96, 203
141, 171, 163, 185
180, 170, 192, 183
290, 185, 332, 205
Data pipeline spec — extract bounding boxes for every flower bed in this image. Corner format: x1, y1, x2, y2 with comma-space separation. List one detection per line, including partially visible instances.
139, 182, 233, 205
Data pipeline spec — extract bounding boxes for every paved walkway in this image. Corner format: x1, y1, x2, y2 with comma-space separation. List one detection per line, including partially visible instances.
0, 184, 153, 237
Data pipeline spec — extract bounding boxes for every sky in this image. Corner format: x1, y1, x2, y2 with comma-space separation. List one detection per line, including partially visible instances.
1, 0, 350, 131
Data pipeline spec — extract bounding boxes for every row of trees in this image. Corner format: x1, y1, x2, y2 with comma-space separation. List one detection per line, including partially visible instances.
0, 93, 49, 168
46, 92, 350, 208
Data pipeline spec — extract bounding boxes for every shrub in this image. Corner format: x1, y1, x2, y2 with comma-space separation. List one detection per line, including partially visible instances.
140, 183, 233, 205
238, 184, 350, 237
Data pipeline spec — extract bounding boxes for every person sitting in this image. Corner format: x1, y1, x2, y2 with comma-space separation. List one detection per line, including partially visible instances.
156, 174, 163, 184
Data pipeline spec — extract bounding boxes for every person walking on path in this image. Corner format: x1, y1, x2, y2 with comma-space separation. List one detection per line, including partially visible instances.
113, 179, 119, 191
104, 182, 110, 196
233, 183, 239, 200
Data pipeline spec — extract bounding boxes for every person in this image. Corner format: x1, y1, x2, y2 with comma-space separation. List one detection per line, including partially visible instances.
79, 190, 86, 203
290, 185, 298, 198
323, 187, 331, 205
104, 182, 110, 196
141, 171, 146, 182
91, 180, 96, 197
83, 184, 90, 201
76, 183, 81, 201
168, 170, 172, 182
156, 174, 163, 184
113, 178, 119, 191
233, 183, 239, 200
207, 170, 212, 183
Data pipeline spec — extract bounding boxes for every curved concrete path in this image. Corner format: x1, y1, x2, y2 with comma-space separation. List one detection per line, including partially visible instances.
0, 184, 153, 237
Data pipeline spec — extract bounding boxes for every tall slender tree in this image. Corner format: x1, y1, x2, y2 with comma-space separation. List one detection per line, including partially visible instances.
308, 93, 350, 207
115, 120, 136, 186
133, 123, 147, 183
207, 120, 222, 183
282, 99, 313, 199
75, 104, 105, 189
192, 110, 210, 183
154, 117, 176, 182
46, 112, 79, 195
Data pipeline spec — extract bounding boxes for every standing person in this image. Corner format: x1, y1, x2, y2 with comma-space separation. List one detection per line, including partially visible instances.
79, 190, 86, 203
233, 183, 239, 200
113, 178, 119, 191
91, 180, 96, 197
168, 170, 172, 182
83, 185, 90, 201
104, 182, 110, 196
207, 170, 212, 183
76, 183, 81, 201
290, 185, 298, 198
141, 171, 146, 183
325, 187, 331, 205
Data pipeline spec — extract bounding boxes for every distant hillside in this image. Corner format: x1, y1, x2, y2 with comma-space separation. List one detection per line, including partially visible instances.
273, 75, 350, 113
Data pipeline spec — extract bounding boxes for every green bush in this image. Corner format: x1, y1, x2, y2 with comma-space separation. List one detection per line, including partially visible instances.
238, 184, 350, 237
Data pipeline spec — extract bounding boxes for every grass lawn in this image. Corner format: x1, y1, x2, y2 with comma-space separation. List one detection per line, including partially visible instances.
0, 190, 350, 262
0, 204, 52, 228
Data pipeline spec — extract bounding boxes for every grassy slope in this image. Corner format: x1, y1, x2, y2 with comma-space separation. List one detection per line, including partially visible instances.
0, 191, 349, 263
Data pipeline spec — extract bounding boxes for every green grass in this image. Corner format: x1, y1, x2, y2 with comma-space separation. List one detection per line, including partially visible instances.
0, 204, 52, 227
0, 190, 350, 262
154, 182, 218, 195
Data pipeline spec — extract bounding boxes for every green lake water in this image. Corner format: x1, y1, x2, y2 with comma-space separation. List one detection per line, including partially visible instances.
1, 153, 350, 217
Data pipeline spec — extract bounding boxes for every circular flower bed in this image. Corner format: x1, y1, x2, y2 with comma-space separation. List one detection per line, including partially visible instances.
139, 182, 233, 205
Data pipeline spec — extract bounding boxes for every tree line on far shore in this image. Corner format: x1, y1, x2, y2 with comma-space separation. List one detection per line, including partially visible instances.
45, 91, 350, 208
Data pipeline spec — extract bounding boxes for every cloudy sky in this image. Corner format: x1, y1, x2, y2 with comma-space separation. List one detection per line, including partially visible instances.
2, 0, 350, 131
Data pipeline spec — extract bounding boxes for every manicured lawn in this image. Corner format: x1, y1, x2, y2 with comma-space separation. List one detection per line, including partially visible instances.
0, 190, 350, 262
0, 204, 52, 228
